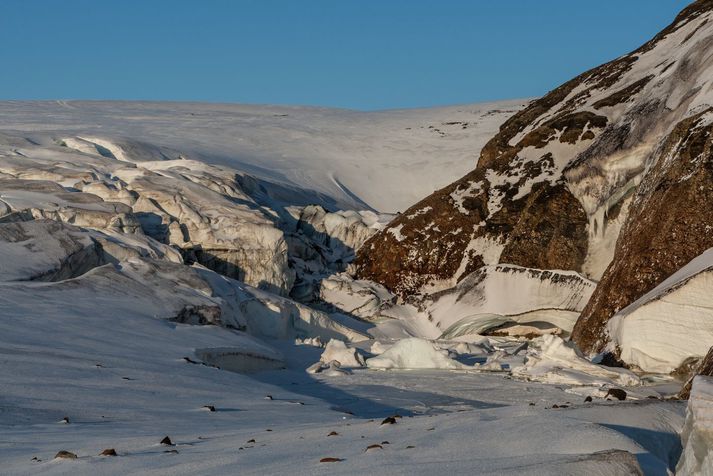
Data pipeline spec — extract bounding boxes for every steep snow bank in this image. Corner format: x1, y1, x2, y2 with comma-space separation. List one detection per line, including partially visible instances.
0, 138, 296, 295
427, 265, 596, 335
608, 248, 713, 373
677, 376, 713, 475
286, 206, 391, 301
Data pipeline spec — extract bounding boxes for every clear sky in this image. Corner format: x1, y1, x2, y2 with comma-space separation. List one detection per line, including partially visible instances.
0, 0, 692, 110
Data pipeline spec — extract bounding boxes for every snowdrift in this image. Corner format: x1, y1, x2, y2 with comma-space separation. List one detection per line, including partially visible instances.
511, 335, 640, 387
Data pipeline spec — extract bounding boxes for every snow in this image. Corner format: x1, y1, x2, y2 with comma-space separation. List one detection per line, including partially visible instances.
449, 180, 483, 215
677, 376, 713, 475
457, 235, 505, 271
317, 339, 366, 368
0, 100, 525, 213
405, 206, 433, 219
512, 335, 641, 387
387, 223, 406, 241
319, 273, 395, 319
608, 247, 713, 373
0, 97, 695, 475
0, 220, 96, 281
427, 265, 596, 336
367, 338, 468, 370
305, 360, 352, 376
0, 244, 684, 476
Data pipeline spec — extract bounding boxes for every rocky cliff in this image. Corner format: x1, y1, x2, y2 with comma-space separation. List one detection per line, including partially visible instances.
356, 0, 713, 364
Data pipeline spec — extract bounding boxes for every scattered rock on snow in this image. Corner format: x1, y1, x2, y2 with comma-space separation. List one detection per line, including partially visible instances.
171, 304, 223, 326
380, 416, 397, 425
160, 436, 173, 446
605, 388, 627, 401
99, 448, 117, 456
319, 457, 343, 463
54, 451, 77, 459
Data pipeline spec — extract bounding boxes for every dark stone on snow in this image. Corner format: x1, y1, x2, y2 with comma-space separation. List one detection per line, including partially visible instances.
54, 451, 77, 459
605, 388, 627, 401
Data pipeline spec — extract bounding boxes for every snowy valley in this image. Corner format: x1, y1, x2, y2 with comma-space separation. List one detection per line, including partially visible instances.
3, 2, 713, 475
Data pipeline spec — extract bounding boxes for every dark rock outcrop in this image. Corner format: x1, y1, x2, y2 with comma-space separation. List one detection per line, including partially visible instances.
679, 346, 713, 399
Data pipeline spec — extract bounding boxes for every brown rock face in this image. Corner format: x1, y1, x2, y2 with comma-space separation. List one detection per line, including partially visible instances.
356, 1, 713, 301
572, 111, 713, 353
498, 183, 588, 271
679, 346, 713, 399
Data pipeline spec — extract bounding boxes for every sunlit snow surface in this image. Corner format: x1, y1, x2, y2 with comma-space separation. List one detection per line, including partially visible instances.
0, 100, 526, 213
0, 100, 689, 475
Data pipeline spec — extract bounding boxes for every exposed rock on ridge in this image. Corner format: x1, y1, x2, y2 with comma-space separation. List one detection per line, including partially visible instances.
355, 1, 713, 303
572, 110, 713, 354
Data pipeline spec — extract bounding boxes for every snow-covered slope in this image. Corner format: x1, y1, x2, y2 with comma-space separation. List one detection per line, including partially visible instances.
0, 100, 524, 213
0, 216, 685, 474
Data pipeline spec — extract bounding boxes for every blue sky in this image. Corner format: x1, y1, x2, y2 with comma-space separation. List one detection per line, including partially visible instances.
0, 0, 691, 110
